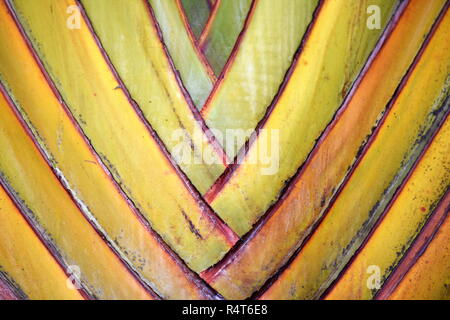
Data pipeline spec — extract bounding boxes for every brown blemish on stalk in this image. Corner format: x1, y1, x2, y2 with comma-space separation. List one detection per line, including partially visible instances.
375, 191, 450, 300
182, 210, 204, 240
76, 0, 236, 245
1, 83, 159, 298
0, 271, 28, 300
205, 0, 423, 298
0, 172, 91, 299
4, 1, 222, 299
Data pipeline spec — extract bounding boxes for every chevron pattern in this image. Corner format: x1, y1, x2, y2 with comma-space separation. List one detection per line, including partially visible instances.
0, 0, 448, 300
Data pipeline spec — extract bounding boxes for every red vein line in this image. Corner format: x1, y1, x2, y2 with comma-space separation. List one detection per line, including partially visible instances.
321, 111, 450, 300
0, 81, 158, 300
4, 0, 223, 299
198, 0, 221, 48
76, 0, 237, 244
201, 0, 409, 285
206, 0, 214, 11
141, 0, 230, 166
0, 272, 26, 300
0, 161, 91, 299
0, 181, 93, 301
203, 0, 323, 203
10, 0, 224, 299
318, 3, 449, 299
376, 190, 450, 300
200, 0, 258, 116
1, 81, 220, 301
175, 0, 217, 82
0, 183, 89, 301
253, 1, 447, 299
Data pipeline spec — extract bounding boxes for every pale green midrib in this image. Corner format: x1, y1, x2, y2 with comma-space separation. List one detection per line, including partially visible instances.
149, 0, 213, 109
203, 0, 253, 76
204, 0, 320, 160
10, 0, 230, 272
80, 0, 224, 194
181, 0, 210, 39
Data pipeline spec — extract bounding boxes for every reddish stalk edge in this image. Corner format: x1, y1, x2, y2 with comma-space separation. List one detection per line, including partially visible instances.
77, 0, 238, 245
198, 0, 221, 48
175, 0, 217, 82
201, 0, 410, 287
5, 0, 223, 299
375, 190, 450, 300
255, 2, 447, 299
0, 80, 158, 300
203, 0, 323, 203
142, 0, 230, 166
200, 0, 258, 117
321, 110, 450, 300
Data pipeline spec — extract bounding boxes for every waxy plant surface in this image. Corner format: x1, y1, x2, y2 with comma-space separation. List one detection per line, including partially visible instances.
0, 0, 448, 300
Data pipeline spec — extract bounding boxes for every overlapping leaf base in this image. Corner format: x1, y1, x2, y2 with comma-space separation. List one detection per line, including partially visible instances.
0, 0, 448, 300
